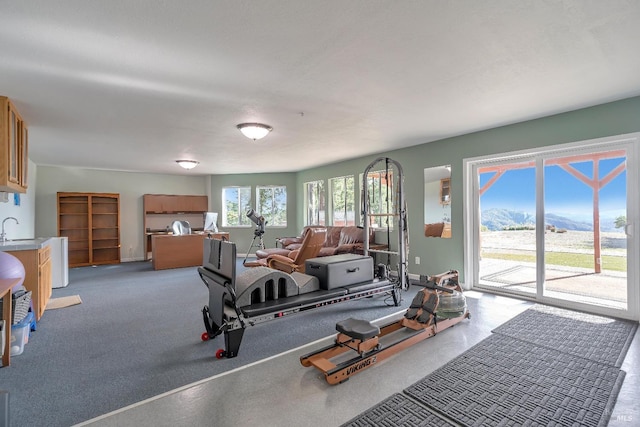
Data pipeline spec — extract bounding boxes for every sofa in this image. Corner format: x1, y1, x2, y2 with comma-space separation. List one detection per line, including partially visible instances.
255, 225, 381, 260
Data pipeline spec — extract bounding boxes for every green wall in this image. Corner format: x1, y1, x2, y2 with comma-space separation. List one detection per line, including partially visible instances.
35, 167, 209, 261
208, 172, 298, 255
297, 96, 640, 281
25, 96, 640, 278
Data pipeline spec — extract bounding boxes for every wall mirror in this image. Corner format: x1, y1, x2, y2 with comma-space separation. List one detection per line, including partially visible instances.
424, 165, 452, 238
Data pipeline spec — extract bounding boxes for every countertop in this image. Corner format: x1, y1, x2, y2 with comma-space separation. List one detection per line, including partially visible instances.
0, 237, 53, 251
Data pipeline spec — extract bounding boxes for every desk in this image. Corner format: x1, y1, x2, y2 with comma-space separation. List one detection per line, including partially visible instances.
1, 278, 21, 367
152, 233, 230, 270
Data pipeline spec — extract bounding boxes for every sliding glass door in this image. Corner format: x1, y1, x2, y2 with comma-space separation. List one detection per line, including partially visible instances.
542, 151, 628, 310
477, 160, 537, 298
467, 134, 639, 319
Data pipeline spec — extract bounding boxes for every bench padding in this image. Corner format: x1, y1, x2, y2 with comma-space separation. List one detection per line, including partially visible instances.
336, 318, 380, 341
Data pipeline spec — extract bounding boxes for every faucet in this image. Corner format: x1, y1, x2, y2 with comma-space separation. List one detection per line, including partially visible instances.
1, 217, 19, 242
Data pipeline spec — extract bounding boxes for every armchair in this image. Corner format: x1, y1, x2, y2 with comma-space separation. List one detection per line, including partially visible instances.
264, 227, 326, 274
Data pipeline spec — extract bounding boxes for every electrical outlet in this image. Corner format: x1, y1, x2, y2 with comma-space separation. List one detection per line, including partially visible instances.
415, 256, 420, 265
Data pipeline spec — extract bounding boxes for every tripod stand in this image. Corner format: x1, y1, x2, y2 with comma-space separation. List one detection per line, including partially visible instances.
243, 231, 265, 265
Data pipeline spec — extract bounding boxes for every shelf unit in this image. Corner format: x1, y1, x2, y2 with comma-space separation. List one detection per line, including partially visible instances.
440, 178, 451, 205
57, 192, 121, 267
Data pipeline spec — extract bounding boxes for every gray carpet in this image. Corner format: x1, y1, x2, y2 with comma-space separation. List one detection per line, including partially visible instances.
492, 304, 638, 367
1, 260, 419, 427
344, 305, 636, 427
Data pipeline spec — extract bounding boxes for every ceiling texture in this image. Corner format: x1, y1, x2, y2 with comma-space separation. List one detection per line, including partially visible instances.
2, 1, 640, 175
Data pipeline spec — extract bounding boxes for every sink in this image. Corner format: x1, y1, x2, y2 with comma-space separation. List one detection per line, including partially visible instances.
0, 238, 49, 249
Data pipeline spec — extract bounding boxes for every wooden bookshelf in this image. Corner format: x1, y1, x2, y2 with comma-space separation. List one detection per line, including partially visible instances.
57, 192, 121, 267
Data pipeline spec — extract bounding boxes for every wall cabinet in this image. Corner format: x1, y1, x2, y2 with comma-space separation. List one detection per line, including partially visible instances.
143, 194, 208, 213
0, 96, 29, 193
8, 245, 52, 321
58, 192, 121, 267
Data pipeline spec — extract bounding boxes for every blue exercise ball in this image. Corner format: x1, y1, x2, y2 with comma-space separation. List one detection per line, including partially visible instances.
0, 251, 26, 290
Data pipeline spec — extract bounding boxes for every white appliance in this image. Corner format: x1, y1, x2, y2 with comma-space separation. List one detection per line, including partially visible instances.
49, 237, 69, 288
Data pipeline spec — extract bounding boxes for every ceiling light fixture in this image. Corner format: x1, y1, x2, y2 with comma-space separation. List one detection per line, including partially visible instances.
237, 123, 273, 141
176, 160, 199, 170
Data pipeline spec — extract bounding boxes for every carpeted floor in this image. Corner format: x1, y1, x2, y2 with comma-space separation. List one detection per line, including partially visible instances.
1, 260, 419, 427
344, 304, 637, 427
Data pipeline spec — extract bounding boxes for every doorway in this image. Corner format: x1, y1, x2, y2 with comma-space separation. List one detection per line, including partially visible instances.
464, 133, 639, 320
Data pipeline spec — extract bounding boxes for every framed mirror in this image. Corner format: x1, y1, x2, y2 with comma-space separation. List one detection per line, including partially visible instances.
424, 165, 451, 238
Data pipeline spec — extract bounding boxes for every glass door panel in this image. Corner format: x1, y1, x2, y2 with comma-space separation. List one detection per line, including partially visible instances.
478, 160, 537, 298
542, 150, 627, 310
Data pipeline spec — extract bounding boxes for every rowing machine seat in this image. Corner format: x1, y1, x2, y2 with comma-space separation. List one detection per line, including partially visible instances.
336, 318, 380, 341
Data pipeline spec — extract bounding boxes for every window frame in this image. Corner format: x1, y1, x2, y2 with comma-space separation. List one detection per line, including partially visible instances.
221, 186, 252, 227
360, 169, 395, 230
329, 175, 355, 226
304, 180, 326, 226
256, 185, 288, 228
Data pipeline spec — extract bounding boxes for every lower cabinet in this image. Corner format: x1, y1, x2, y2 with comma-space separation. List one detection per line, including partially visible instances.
8, 245, 52, 321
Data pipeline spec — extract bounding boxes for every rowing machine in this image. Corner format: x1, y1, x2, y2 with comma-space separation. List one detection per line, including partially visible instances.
300, 270, 470, 384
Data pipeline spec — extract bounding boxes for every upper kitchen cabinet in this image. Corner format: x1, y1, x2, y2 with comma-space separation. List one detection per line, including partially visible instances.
0, 96, 29, 193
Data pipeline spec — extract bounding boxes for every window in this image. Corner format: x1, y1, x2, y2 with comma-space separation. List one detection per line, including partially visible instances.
256, 185, 287, 227
362, 170, 394, 229
330, 175, 355, 226
222, 186, 251, 227
304, 180, 326, 225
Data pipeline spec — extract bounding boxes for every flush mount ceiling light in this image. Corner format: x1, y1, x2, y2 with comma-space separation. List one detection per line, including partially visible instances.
176, 160, 199, 170
237, 123, 273, 141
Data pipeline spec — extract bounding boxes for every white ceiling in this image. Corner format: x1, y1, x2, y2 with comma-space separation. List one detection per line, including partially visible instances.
2, 1, 640, 175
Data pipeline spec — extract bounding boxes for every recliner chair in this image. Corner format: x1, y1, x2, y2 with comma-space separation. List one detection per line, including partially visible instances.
254, 227, 326, 274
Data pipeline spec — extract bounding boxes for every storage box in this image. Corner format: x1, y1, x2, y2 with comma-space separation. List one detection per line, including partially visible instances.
23, 311, 36, 334
10, 318, 30, 356
305, 254, 373, 290
0, 289, 32, 324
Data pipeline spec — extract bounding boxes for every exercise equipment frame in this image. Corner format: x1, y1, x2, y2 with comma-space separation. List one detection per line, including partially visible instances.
199, 262, 400, 358
200, 157, 412, 359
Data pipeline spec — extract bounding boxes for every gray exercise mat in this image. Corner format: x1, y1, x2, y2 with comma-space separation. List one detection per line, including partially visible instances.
405, 334, 625, 427
340, 394, 456, 427
492, 304, 638, 367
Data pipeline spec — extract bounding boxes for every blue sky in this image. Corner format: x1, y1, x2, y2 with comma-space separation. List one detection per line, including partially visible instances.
480, 157, 627, 221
